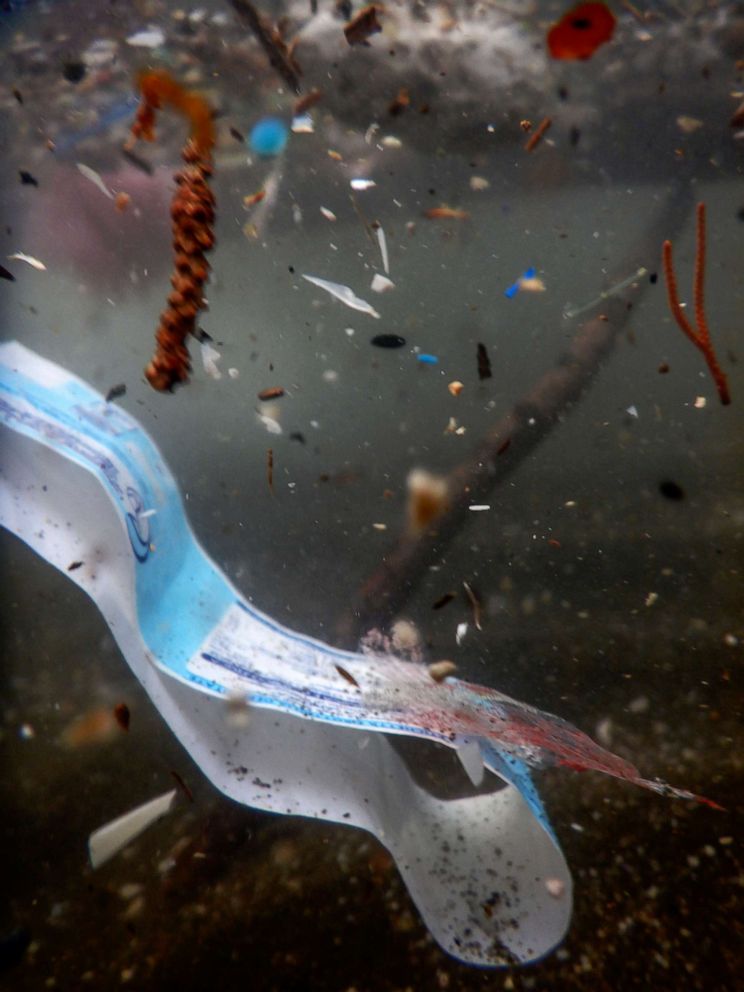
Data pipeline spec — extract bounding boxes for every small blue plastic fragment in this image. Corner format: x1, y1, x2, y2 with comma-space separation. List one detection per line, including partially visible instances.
248, 117, 289, 157
417, 353, 439, 364
504, 266, 537, 299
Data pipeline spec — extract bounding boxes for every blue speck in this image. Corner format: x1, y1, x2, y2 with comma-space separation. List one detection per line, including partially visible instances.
249, 117, 289, 157
417, 354, 439, 364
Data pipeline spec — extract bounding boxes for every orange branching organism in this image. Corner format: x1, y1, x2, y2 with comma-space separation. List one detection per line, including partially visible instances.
662, 203, 731, 406
128, 70, 216, 391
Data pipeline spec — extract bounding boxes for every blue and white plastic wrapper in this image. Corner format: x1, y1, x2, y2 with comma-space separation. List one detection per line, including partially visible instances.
0, 342, 571, 967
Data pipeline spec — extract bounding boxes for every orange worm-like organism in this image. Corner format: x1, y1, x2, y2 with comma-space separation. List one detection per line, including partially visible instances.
662, 202, 730, 405
128, 70, 216, 391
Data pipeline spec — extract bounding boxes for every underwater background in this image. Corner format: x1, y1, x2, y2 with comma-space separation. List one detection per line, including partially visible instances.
1, 0, 743, 988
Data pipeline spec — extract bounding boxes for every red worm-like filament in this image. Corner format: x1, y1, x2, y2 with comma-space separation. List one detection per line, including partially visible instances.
662, 202, 730, 406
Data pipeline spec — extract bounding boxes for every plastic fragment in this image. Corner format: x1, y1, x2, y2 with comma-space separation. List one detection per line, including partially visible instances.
505, 266, 536, 299
89, 790, 177, 868
126, 26, 166, 48
370, 273, 394, 293
76, 163, 115, 200
7, 252, 46, 271
302, 274, 380, 318
417, 353, 438, 364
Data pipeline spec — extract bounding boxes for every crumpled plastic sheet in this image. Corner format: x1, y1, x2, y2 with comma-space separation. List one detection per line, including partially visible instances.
0, 342, 713, 966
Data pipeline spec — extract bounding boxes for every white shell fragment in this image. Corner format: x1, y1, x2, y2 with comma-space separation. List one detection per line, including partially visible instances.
301, 274, 381, 318
89, 789, 177, 869
370, 273, 395, 293
376, 225, 390, 274
126, 26, 166, 48
76, 163, 114, 200
7, 252, 46, 271
200, 342, 223, 380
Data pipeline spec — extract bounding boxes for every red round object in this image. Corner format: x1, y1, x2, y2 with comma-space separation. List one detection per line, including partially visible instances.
547, 2, 616, 61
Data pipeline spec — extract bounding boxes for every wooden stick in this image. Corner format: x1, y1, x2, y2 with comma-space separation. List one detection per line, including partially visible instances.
335, 187, 698, 644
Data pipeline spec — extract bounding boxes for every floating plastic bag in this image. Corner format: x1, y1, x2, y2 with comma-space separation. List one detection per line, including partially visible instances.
0, 343, 714, 966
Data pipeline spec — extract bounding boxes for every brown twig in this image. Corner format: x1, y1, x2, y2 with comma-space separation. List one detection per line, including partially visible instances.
524, 116, 552, 153
662, 202, 730, 405
230, 0, 302, 94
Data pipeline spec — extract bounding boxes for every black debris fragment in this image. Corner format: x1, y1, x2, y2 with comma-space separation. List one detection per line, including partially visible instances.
371, 334, 405, 349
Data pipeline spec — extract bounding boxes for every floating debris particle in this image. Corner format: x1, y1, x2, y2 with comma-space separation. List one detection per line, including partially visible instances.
113, 703, 131, 731
7, 252, 46, 271
477, 342, 492, 380
524, 117, 552, 152
505, 266, 537, 299
428, 660, 457, 683
424, 205, 470, 221
302, 274, 380, 318
350, 178, 376, 191
67, 561, 84, 570
469, 176, 490, 192
432, 591, 456, 611
291, 113, 314, 134
335, 664, 360, 687
257, 412, 282, 435
294, 87, 323, 115
126, 26, 166, 48
406, 468, 449, 535
659, 479, 685, 501
547, 2, 616, 61
563, 266, 647, 319
658, 362, 670, 374
448, 381, 464, 396
267, 447, 274, 493
694, 395, 707, 409
320, 206, 337, 221
376, 225, 389, 274
645, 592, 659, 607
372, 522, 387, 531
62, 61, 86, 83
76, 163, 115, 199
200, 342, 222, 380
371, 333, 405, 348
19, 170, 38, 187
0, 264, 16, 282
545, 878, 566, 899
455, 622, 468, 645
677, 115, 704, 134
89, 790, 178, 869
388, 87, 410, 116
463, 581, 483, 630
114, 192, 131, 212
243, 189, 267, 208
417, 353, 438, 364
371, 273, 395, 293
225, 691, 251, 728
519, 273, 547, 293
468, 504, 491, 512
344, 4, 384, 45
258, 386, 285, 401
230, 126, 245, 143
61, 706, 119, 748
